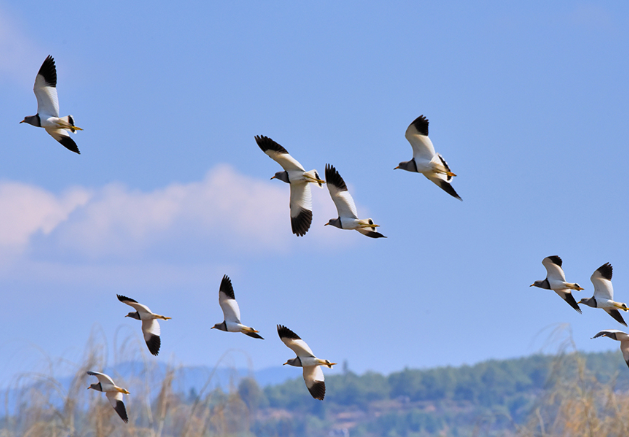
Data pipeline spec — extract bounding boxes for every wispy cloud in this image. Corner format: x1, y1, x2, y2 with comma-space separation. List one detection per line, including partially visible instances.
0, 8, 44, 86
0, 164, 344, 269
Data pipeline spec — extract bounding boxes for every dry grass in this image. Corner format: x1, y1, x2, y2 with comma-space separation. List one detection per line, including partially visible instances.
0, 330, 257, 437
517, 338, 629, 437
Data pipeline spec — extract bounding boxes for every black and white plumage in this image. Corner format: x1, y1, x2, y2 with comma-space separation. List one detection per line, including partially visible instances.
117, 295, 171, 356
395, 115, 461, 200
87, 371, 130, 423
211, 275, 263, 339
578, 263, 628, 326
592, 330, 629, 368
324, 164, 385, 239
20, 56, 82, 154
255, 135, 324, 237
277, 325, 336, 400
530, 255, 584, 313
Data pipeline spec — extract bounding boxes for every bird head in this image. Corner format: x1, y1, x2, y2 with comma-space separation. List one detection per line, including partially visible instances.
125, 312, 141, 320
271, 171, 289, 183
578, 297, 596, 308
283, 358, 301, 367
530, 280, 550, 290
325, 218, 341, 229
211, 323, 227, 331
20, 115, 39, 126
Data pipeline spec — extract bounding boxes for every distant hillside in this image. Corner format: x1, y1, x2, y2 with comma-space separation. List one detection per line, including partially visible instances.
252, 350, 629, 436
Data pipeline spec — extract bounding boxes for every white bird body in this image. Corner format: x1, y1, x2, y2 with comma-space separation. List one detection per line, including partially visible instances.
21, 56, 82, 154
592, 330, 629, 368
117, 295, 171, 356
395, 115, 461, 200
277, 325, 335, 400
255, 135, 324, 237
212, 275, 263, 339
87, 371, 129, 423
324, 164, 386, 238
579, 263, 628, 326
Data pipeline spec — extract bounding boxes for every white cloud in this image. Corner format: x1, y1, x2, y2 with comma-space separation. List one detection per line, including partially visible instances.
0, 164, 344, 265
0, 182, 91, 257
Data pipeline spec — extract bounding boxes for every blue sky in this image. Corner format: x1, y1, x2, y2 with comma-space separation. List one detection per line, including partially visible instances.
1, 1, 629, 384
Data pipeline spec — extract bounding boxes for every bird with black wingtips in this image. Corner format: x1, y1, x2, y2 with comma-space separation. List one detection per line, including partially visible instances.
530, 255, 584, 313
277, 325, 336, 400
255, 135, 325, 236
395, 115, 461, 200
117, 295, 171, 356
20, 55, 82, 154
324, 164, 385, 238
211, 275, 263, 339
87, 371, 130, 423
579, 263, 628, 326
592, 330, 629, 368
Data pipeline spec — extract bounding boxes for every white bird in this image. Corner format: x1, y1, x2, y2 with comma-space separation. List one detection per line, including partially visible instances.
20, 55, 82, 154
592, 330, 629, 368
255, 135, 324, 236
578, 263, 628, 326
530, 255, 584, 313
87, 371, 130, 423
324, 164, 385, 238
211, 275, 263, 339
277, 325, 336, 400
395, 115, 461, 200
117, 295, 171, 356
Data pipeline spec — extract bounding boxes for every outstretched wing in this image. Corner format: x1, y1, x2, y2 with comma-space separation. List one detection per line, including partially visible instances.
87, 371, 115, 386
34, 55, 59, 117
303, 365, 325, 400
289, 182, 313, 236
277, 325, 315, 357
106, 391, 129, 423
424, 173, 462, 200
542, 256, 567, 282
591, 263, 613, 301
45, 127, 80, 154
553, 289, 582, 314
325, 164, 358, 219
141, 319, 161, 356
117, 294, 152, 314
357, 227, 386, 239
218, 275, 241, 323
405, 115, 436, 162
255, 135, 305, 172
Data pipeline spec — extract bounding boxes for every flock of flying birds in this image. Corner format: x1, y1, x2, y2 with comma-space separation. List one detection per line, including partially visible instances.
18, 54, 622, 425
531, 257, 629, 367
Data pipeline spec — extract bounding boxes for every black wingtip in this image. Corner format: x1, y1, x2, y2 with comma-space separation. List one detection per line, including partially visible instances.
146, 335, 160, 356
437, 180, 462, 200
409, 115, 429, 136
57, 135, 80, 154
547, 256, 563, 267
255, 135, 289, 154
324, 164, 348, 191
608, 309, 627, 327
563, 292, 582, 314
362, 231, 386, 239
117, 294, 138, 304
291, 209, 312, 237
245, 331, 264, 340
308, 381, 326, 400
38, 55, 57, 87
219, 275, 235, 299
277, 325, 301, 340
113, 400, 128, 423
597, 263, 613, 280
